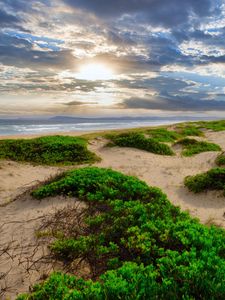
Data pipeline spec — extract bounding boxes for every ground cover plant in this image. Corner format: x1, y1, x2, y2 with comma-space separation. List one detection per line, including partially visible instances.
197, 120, 225, 131
18, 167, 225, 299
173, 120, 225, 137
215, 152, 225, 166
185, 167, 225, 195
79, 120, 225, 141
175, 125, 204, 137
0, 135, 99, 165
146, 128, 181, 142
176, 138, 221, 156
107, 132, 174, 155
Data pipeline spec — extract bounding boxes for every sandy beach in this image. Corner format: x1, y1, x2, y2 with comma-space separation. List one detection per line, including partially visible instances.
0, 127, 225, 299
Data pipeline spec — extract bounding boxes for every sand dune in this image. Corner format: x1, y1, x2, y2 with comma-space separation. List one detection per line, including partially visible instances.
0, 129, 225, 299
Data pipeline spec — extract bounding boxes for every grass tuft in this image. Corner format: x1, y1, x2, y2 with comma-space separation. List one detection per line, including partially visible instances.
146, 128, 182, 142
176, 138, 221, 156
197, 120, 225, 131
176, 125, 204, 137
215, 152, 225, 167
0, 135, 99, 165
107, 132, 174, 155
184, 167, 225, 194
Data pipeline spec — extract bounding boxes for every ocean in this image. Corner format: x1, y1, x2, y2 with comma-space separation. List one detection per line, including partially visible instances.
0, 116, 214, 136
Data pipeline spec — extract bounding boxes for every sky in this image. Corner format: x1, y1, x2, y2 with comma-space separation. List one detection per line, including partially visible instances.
0, 0, 225, 117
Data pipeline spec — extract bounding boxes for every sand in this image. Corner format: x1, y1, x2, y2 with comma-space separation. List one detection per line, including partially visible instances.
0, 128, 225, 299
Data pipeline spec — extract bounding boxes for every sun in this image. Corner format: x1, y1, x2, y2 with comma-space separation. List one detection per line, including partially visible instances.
76, 63, 114, 81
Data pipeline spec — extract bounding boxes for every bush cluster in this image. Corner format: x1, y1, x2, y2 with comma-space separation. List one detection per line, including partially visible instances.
19, 167, 225, 299
176, 138, 221, 156
185, 167, 225, 194
215, 152, 225, 166
107, 132, 174, 156
146, 128, 181, 142
177, 125, 204, 137
0, 135, 99, 165
197, 120, 225, 131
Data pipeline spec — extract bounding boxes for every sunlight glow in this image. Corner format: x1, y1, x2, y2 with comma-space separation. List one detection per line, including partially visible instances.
76, 63, 114, 81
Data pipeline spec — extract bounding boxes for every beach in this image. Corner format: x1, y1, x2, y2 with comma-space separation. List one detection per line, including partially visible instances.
0, 124, 225, 298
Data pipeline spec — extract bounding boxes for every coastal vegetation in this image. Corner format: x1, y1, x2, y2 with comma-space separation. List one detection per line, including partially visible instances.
146, 128, 181, 142
174, 120, 225, 133
0, 135, 99, 165
106, 132, 174, 155
175, 138, 221, 156
197, 120, 225, 131
77, 119, 225, 142
175, 125, 204, 137
185, 167, 225, 194
18, 167, 225, 299
215, 152, 225, 166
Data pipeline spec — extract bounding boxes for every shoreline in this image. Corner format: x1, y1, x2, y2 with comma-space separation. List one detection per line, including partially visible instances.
0, 121, 225, 298
0, 121, 187, 140
0, 127, 159, 140
0, 119, 206, 139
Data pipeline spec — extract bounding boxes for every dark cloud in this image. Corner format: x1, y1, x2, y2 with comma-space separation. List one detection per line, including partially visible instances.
117, 76, 194, 92
0, 73, 105, 93
0, 33, 74, 70
2, 0, 51, 13
106, 30, 136, 46
0, 9, 19, 26
63, 100, 98, 106
121, 93, 225, 111
118, 75, 225, 112
0, 8, 28, 31
64, 0, 215, 28
200, 55, 225, 65
173, 26, 225, 51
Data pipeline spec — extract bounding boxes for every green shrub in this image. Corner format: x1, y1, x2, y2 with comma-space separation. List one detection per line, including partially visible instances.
18, 254, 225, 300
197, 120, 225, 131
19, 167, 225, 299
0, 135, 99, 165
178, 125, 204, 137
32, 166, 161, 201
185, 167, 225, 194
175, 120, 225, 134
107, 132, 174, 155
146, 128, 181, 142
176, 138, 221, 156
215, 152, 225, 166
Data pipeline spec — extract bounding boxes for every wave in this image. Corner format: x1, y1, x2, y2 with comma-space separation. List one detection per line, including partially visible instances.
0, 119, 180, 136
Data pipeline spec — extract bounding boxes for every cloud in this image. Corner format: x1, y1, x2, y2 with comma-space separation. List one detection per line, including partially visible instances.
0, 32, 74, 70
0, 0, 224, 115
64, 0, 215, 28
121, 93, 225, 111
0, 8, 29, 31
116, 76, 194, 92
0, 9, 19, 26
63, 100, 98, 106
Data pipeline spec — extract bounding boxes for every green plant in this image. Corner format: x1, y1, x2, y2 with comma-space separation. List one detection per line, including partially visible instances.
19, 167, 225, 299
176, 138, 221, 156
146, 128, 182, 142
215, 152, 225, 166
185, 167, 225, 194
107, 132, 174, 155
0, 135, 99, 165
32, 167, 158, 200
177, 125, 204, 137
197, 120, 225, 131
